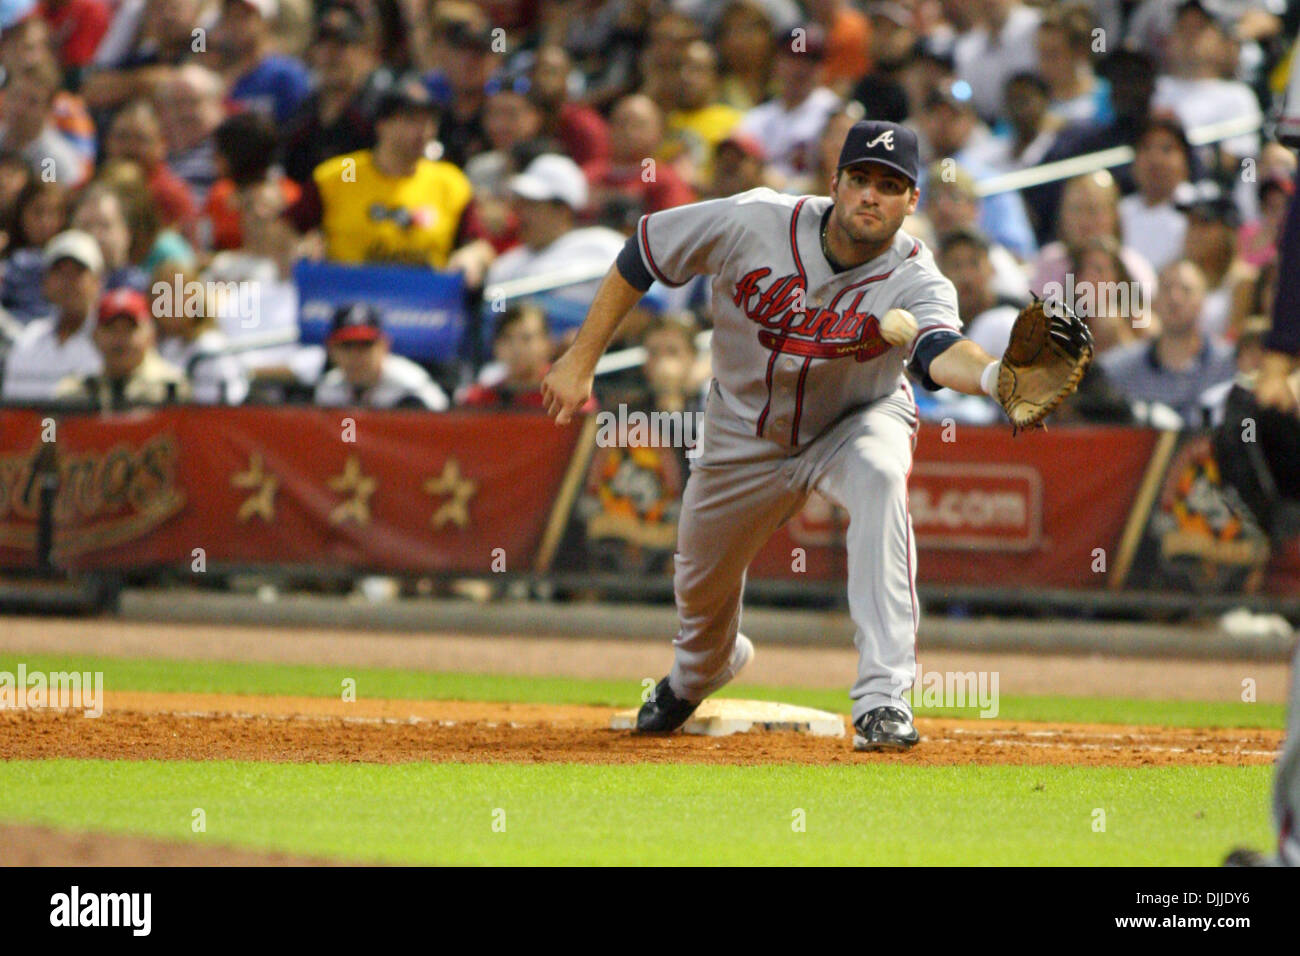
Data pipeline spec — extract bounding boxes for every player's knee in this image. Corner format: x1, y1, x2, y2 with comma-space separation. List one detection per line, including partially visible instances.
848, 454, 908, 499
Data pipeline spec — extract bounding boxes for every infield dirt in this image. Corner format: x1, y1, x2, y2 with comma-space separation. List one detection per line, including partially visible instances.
0, 690, 1281, 767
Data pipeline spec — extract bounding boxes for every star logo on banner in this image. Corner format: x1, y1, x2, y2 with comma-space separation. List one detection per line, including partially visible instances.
231, 453, 278, 523
423, 458, 477, 529
327, 455, 377, 526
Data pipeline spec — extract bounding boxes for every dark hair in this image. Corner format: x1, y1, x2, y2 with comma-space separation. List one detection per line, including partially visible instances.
938, 226, 990, 258
213, 111, 281, 187
494, 302, 548, 341
7, 178, 67, 248
642, 313, 700, 354
1005, 71, 1049, 97
1136, 115, 1192, 165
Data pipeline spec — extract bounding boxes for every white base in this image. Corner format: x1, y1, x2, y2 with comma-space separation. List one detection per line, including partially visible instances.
611, 698, 845, 737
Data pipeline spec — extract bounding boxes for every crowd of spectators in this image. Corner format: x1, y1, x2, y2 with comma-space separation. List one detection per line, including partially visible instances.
0, 0, 1295, 431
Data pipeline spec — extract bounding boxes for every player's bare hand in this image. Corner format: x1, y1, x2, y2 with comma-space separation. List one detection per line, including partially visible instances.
1255, 351, 1299, 414
541, 351, 594, 425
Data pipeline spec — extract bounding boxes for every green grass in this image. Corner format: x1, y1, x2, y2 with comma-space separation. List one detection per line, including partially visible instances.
0, 652, 1282, 728
0, 760, 1273, 866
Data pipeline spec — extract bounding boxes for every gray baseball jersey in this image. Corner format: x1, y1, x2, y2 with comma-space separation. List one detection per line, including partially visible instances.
634, 187, 961, 448
622, 187, 963, 728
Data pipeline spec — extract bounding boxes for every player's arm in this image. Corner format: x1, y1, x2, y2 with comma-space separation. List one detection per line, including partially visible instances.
542, 264, 645, 424
927, 338, 1000, 397
543, 195, 735, 423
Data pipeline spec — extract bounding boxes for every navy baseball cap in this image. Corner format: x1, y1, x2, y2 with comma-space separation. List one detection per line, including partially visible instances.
836, 120, 919, 184
329, 303, 384, 343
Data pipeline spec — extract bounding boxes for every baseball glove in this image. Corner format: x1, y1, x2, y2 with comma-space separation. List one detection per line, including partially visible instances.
996, 295, 1094, 433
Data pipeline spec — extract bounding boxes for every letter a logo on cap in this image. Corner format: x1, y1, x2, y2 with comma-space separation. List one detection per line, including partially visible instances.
866, 131, 895, 150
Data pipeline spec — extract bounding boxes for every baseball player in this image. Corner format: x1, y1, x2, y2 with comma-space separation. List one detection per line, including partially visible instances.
542, 120, 1087, 749
1224, 160, 1300, 867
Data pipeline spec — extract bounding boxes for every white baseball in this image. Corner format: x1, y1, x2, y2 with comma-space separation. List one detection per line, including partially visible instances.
879, 308, 918, 347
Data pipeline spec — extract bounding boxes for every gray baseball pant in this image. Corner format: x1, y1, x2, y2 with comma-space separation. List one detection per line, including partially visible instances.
668, 379, 920, 725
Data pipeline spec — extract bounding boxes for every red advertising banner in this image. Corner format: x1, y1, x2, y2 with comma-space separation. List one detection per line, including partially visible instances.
0, 410, 52, 566
748, 425, 1163, 589
37, 406, 585, 573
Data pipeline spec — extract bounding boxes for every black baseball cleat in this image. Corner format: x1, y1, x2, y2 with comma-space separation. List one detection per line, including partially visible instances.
635, 677, 700, 733
853, 706, 920, 751
1222, 847, 1272, 867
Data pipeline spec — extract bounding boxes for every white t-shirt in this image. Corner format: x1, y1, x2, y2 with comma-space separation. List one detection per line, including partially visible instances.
1118, 194, 1188, 273
736, 87, 842, 182
965, 304, 1020, 359
158, 328, 250, 405
484, 226, 626, 308
1, 314, 101, 401
1152, 75, 1262, 158
952, 4, 1043, 120
313, 353, 449, 409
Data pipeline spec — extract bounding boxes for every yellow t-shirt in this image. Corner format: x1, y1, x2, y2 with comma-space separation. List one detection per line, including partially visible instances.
664, 103, 743, 188
314, 150, 473, 267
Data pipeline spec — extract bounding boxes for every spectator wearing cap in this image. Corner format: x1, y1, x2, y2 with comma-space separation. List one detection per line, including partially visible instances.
1150, 2, 1263, 166
915, 80, 1037, 260
80, 0, 203, 112
202, 111, 300, 252
148, 263, 249, 404
157, 64, 227, 206
951, 0, 1041, 123
458, 302, 594, 412
1035, 2, 1111, 126
1101, 259, 1236, 428
847, 2, 913, 124
936, 228, 1020, 358
715, 0, 778, 111
280, 4, 382, 188
286, 78, 474, 269
105, 99, 197, 240
423, 18, 496, 169
0, 178, 68, 321
528, 45, 611, 178
216, 0, 310, 125
734, 25, 841, 187
54, 286, 189, 408
482, 153, 625, 322
922, 162, 1030, 302
469, 81, 544, 191
663, 41, 744, 193
313, 303, 449, 410
1, 229, 102, 400
589, 95, 697, 232
0, 55, 88, 185
1118, 117, 1193, 273
707, 132, 769, 199
1176, 182, 1257, 341
35, 0, 110, 70
460, 80, 547, 260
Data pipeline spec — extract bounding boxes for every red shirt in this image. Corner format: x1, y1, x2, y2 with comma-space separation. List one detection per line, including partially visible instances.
147, 161, 198, 237
39, 0, 110, 68
459, 377, 598, 412
557, 102, 611, 176
588, 160, 696, 220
